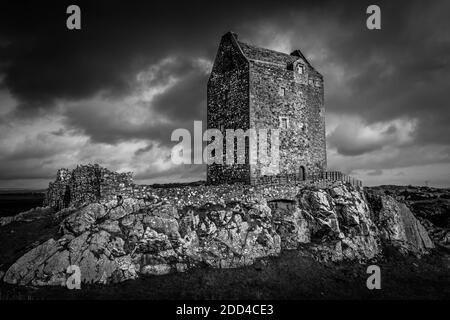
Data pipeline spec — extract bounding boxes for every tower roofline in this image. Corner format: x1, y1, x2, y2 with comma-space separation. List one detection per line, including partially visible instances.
222, 31, 318, 72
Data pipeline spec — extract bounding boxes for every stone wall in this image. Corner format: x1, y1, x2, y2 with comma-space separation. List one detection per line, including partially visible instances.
44, 164, 137, 210
207, 32, 251, 184
45, 165, 363, 212
248, 52, 326, 181
206, 32, 327, 185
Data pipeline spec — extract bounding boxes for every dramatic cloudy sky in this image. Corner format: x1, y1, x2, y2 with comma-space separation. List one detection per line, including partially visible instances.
1, 0, 450, 188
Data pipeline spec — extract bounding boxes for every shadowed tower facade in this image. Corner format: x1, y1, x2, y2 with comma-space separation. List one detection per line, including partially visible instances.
207, 32, 326, 185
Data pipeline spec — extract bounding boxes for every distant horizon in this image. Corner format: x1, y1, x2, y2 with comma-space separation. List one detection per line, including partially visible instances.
0, 164, 449, 191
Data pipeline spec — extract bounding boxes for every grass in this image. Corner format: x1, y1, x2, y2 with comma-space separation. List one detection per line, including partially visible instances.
1, 250, 449, 300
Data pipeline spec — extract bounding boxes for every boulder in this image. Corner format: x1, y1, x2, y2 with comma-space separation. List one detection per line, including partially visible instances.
61, 203, 106, 235
270, 200, 310, 249
294, 184, 380, 261
3, 239, 63, 285
299, 189, 341, 241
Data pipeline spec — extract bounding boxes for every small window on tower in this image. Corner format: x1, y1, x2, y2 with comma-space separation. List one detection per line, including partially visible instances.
218, 121, 224, 132
296, 65, 304, 74
279, 116, 289, 129
222, 89, 229, 103
279, 87, 286, 96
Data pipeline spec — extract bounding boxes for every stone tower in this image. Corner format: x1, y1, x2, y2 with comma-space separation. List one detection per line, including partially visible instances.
207, 32, 326, 185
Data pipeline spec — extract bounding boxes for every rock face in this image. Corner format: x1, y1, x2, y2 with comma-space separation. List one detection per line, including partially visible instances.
368, 195, 434, 254
3, 168, 436, 287
296, 185, 380, 262
368, 185, 450, 250
4, 198, 281, 285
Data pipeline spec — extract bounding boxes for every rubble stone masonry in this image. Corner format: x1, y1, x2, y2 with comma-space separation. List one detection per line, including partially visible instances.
44, 164, 151, 210
207, 32, 326, 185
44, 164, 361, 212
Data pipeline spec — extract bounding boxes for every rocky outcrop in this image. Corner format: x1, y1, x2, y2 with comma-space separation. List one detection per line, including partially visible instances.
4, 198, 281, 285
3, 166, 436, 287
270, 185, 380, 262
368, 185, 449, 249
367, 194, 434, 254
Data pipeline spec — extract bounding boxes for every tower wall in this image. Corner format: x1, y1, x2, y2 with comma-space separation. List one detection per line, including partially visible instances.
248, 60, 326, 181
206, 32, 327, 185
206, 34, 251, 184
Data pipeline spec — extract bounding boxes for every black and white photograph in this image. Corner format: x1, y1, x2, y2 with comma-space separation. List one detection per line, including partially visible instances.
0, 0, 449, 312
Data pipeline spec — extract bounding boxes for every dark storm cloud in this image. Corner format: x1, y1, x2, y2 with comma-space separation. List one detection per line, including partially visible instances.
0, 0, 313, 113
152, 65, 207, 122
328, 134, 385, 156
1, 0, 450, 185
50, 55, 210, 146
62, 101, 173, 144
134, 143, 154, 157
312, 1, 450, 149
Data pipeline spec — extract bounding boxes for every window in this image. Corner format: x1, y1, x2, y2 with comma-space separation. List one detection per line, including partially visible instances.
222, 89, 229, 103
299, 122, 304, 130
279, 87, 286, 96
218, 120, 224, 132
308, 79, 313, 85
319, 108, 324, 116
279, 116, 289, 129
296, 65, 304, 74
315, 80, 321, 87
298, 122, 307, 132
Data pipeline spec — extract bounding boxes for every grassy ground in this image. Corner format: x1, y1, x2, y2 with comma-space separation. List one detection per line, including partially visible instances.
1, 247, 449, 300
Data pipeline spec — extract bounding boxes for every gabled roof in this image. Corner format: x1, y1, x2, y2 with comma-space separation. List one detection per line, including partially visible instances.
233, 37, 313, 70
289, 49, 312, 67
237, 41, 300, 66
